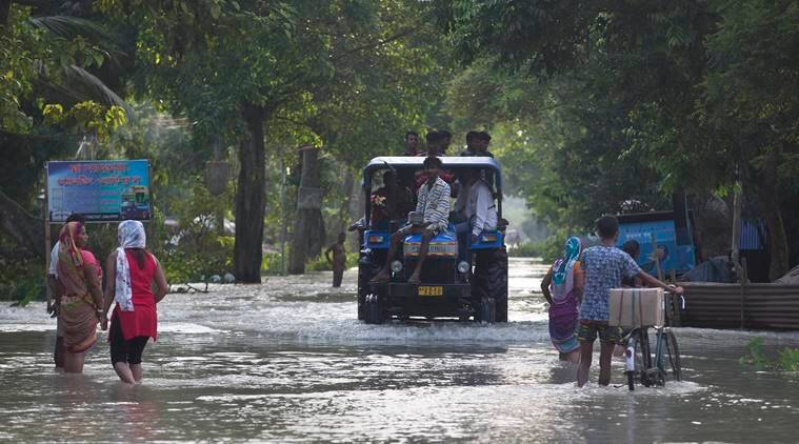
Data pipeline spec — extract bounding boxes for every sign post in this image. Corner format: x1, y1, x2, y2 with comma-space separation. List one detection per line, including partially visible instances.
46, 160, 152, 223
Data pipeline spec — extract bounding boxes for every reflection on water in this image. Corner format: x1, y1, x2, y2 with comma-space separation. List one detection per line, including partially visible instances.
1, 259, 799, 442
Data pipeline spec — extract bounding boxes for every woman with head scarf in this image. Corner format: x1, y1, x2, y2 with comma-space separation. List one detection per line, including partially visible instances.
540, 237, 584, 363
56, 221, 104, 372
101, 221, 168, 384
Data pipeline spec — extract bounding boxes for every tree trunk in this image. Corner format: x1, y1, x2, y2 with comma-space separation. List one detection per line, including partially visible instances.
766, 204, 789, 281
0, 189, 44, 260
0, 1, 12, 29
233, 102, 266, 283
760, 147, 790, 281
288, 146, 324, 274
337, 168, 355, 235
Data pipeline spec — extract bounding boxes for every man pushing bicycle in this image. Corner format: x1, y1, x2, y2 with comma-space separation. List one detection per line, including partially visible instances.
576, 216, 684, 388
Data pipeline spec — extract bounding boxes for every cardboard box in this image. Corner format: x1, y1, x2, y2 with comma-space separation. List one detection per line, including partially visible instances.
608, 288, 665, 327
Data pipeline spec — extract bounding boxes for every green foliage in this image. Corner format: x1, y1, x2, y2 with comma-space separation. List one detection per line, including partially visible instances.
741, 338, 799, 373
159, 181, 236, 283
1, 4, 124, 136
777, 347, 799, 373
261, 252, 285, 276
740, 338, 770, 369
444, 0, 798, 270
0, 257, 44, 304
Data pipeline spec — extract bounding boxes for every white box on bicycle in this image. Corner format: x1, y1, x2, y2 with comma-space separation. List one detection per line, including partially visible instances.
608, 288, 664, 327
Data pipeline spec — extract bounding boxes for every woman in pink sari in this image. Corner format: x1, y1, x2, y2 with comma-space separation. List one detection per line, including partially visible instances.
56, 222, 105, 373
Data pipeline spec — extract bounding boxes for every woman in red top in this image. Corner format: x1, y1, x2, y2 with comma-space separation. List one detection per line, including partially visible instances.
101, 220, 168, 384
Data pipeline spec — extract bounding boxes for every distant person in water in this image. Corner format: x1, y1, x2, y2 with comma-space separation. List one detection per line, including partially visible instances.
102, 220, 168, 384
541, 237, 584, 363
326, 232, 348, 288
47, 213, 86, 369
614, 239, 643, 358
621, 240, 642, 288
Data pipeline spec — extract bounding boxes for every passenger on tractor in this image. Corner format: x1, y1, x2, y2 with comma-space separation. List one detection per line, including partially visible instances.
452, 168, 498, 264
414, 131, 454, 190
399, 131, 421, 187
371, 156, 451, 285
417, 130, 443, 157
348, 170, 413, 232
402, 131, 419, 156
439, 130, 452, 155
459, 131, 482, 157
477, 131, 494, 157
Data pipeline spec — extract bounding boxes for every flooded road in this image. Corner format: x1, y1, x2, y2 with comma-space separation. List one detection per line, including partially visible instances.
2, 258, 799, 442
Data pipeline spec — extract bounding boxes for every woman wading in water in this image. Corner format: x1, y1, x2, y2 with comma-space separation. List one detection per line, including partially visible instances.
541, 237, 584, 363
102, 221, 168, 384
56, 222, 105, 373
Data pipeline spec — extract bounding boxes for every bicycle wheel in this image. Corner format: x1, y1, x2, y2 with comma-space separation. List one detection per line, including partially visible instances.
637, 329, 654, 387
665, 329, 682, 382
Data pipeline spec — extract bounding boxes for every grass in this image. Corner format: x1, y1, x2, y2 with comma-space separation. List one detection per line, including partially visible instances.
740, 337, 799, 372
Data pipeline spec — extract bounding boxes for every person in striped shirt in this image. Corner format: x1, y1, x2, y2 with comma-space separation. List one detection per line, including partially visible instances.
371, 156, 451, 285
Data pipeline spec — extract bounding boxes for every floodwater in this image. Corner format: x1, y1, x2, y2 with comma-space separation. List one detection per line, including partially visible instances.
1, 258, 799, 443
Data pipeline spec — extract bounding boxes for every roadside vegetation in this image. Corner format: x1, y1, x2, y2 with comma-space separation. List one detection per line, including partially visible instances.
1, 1, 797, 302
741, 338, 799, 373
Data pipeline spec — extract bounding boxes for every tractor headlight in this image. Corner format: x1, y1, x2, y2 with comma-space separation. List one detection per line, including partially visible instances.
391, 260, 403, 273
457, 261, 470, 274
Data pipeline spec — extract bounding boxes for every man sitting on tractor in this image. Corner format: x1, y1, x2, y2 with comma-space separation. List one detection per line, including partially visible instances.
371, 156, 451, 285
349, 170, 414, 232
453, 168, 498, 264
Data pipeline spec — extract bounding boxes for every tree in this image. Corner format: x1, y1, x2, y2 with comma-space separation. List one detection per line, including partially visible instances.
0, 1, 126, 258
100, 0, 452, 281
443, 0, 798, 272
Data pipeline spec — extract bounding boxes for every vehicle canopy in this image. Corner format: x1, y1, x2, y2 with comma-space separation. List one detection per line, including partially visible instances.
362, 156, 503, 191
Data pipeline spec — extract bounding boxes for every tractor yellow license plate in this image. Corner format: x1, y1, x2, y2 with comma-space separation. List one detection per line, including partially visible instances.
418, 286, 443, 297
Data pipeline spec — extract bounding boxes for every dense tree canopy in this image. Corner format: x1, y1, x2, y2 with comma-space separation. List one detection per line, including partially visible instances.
2, 0, 797, 298
443, 0, 799, 276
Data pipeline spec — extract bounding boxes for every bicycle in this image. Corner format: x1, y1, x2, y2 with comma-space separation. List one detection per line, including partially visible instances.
622, 295, 685, 391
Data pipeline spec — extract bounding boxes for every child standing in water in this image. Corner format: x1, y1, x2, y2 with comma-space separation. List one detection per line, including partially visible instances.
325, 233, 347, 288
541, 237, 584, 363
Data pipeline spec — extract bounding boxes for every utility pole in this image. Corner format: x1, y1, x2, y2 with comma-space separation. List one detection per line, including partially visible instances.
279, 156, 287, 276
731, 165, 743, 280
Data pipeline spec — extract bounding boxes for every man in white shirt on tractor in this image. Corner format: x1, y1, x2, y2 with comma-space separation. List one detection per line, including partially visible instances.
453, 168, 497, 264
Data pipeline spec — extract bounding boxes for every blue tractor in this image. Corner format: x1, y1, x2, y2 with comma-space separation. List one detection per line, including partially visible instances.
357, 157, 508, 324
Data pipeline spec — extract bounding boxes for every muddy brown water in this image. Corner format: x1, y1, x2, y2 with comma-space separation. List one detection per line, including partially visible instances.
1, 258, 798, 443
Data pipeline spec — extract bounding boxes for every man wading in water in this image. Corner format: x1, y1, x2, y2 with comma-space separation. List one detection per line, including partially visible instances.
325, 232, 347, 288
577, 216, 684, 387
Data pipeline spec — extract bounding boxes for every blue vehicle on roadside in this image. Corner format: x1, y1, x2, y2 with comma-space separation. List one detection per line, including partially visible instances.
357, 157, 508, 324
616, 194, 698, 278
